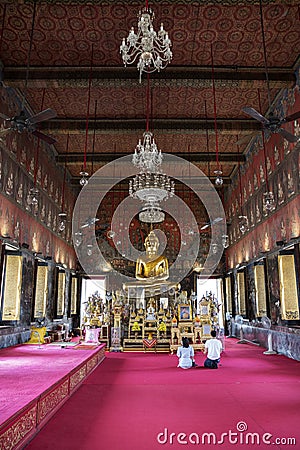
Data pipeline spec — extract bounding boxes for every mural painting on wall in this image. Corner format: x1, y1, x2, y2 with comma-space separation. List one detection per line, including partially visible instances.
227, 195, 299, 269
0, 167, 76, 269
0, 121, 76, 254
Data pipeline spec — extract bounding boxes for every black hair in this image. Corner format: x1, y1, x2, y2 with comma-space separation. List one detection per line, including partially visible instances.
211, 330, 217, 338
182, 337, 189, 348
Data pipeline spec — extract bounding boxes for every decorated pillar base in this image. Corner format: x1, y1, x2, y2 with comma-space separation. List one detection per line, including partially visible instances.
110, 326, 123, 352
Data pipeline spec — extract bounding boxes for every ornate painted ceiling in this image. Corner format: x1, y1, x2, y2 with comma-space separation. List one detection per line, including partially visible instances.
0, 0, 299, 190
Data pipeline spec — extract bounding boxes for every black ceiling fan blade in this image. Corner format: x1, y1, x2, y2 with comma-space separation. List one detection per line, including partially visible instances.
277, 128, 299, 143
32, 130, 56, 144
236, 132, 258, 146
283, 111, 300, 123
27, 108, 57, 125
242, 107, 269, 125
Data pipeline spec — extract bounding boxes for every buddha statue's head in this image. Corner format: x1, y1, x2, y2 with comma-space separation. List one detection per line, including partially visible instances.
144, 230, 159, 257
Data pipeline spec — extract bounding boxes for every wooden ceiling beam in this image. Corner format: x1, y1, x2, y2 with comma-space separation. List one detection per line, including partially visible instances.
3, 66, 295, 88
69, 177, 231, 187
56, 152, 245, 165
41, 118, 260, 134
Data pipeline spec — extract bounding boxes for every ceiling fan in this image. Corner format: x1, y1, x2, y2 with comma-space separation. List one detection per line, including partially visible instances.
242, 107, 300, 143
241, 0, 300, 145
0, 109, 56, 144
0, 2, 56, 145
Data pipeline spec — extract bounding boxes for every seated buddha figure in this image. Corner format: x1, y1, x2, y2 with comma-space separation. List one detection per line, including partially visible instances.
146, 298, 156, 320
135, 230, 169, 282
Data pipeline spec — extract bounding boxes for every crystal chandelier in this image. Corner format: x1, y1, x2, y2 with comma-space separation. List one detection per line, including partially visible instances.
79, 171, 89, 187
74, 231, 83, 247
139, 203, 165, 223
129, 171, 175, 203
120, 5, 172, 82
222, 234, 229, 248
58, 212, 67, 232
238, 215, 248, 234
129, 139, 175, 222
214, 169, 224, 187
133, 131, 162, 171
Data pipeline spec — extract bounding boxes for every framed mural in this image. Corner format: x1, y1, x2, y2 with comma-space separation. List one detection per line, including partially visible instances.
34, 263, 48, 319
278, 254, 299, 320
71, 276, 78, 315
56, 270, 65, 317
225, 276, 232, 314
254, 264, 267, 317
1, 253, 22, 321
237, 271, 246, 316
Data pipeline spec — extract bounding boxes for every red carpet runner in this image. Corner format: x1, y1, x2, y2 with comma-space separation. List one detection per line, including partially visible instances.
25, 339, 300, 450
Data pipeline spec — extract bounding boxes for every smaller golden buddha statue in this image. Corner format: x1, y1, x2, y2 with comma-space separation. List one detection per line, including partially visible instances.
135, 230, 169, 282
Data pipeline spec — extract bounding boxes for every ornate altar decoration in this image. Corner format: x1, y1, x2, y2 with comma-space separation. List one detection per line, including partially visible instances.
82, 291, 110, 347
106, 226, 222, 352
169, 291, 221, 354
105, 279, 224, 352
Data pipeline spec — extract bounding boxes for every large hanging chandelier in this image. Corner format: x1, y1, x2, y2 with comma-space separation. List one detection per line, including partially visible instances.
120, 4, 172, 82
129, 131, 175, 223
129, 140, 175, 223
129, 171, 175, 203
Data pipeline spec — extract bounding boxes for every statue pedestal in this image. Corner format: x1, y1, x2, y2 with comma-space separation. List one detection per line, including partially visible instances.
123, 280, 176, 296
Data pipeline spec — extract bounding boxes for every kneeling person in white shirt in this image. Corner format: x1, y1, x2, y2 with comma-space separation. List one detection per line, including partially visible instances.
203, 330, 223, 369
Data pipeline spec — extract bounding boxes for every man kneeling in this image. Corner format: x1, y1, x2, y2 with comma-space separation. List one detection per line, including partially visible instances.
203, 330, 223, 369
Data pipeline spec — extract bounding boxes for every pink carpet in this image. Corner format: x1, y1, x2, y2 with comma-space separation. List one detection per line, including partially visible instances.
24, 338, 300, 450
0, 343, 103, 425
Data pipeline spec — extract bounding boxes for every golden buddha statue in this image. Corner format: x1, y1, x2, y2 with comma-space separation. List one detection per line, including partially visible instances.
123, 230, 172, 294
135, 230, 169, 282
